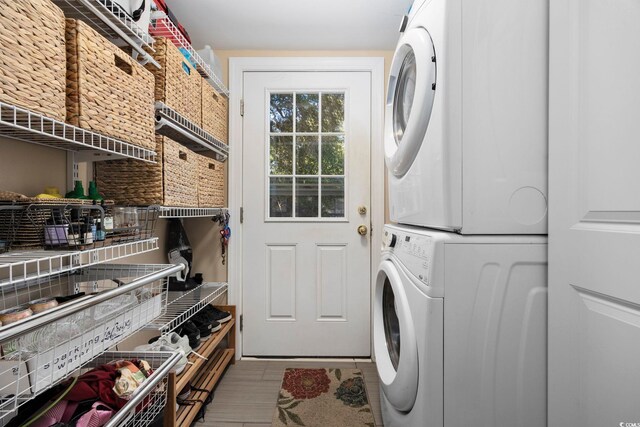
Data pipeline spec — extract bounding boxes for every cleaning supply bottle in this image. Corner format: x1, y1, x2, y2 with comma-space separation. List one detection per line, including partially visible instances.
88, 181, 104, 201
65, 181, 89, 199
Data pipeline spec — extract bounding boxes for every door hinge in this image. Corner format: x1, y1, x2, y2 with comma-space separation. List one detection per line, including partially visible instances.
239, 314, 243, 332
240, 99, 244, 116
240, 207, 244, 224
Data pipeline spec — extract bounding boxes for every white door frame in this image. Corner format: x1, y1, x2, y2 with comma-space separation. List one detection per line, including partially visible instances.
228, 57, 385, 359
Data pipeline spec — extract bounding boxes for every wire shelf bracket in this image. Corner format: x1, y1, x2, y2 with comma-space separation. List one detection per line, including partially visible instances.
0, 102, 158, 163
147, 282, 228, 333
150, 12, 229, 96
0, 238, 160, 289
155, 102, 229, 162
51, 0, 160, 68
158, 207, 228, 219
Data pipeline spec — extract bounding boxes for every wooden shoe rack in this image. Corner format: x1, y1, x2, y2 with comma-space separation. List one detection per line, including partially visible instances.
164, 305, 236, 427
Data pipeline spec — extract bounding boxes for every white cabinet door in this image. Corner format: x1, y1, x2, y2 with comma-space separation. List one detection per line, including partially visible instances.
242, 71, 372, 356
549, 1, 640, 425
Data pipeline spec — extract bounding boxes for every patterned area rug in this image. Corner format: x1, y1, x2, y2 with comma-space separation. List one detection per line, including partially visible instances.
271, 368, 375, 427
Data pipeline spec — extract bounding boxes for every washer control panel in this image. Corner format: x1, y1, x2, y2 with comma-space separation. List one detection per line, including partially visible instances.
383, 229, 435, 286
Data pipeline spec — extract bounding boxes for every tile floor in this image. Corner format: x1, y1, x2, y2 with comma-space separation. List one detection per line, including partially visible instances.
199, 360, 383, 427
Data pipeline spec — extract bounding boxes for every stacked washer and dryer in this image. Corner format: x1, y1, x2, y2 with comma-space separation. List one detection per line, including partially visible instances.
375, 0, 549, 426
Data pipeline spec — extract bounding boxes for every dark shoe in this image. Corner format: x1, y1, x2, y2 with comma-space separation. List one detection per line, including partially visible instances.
191, 311, 213, 337
177, 320, 201, 349
202, 305, 232, 323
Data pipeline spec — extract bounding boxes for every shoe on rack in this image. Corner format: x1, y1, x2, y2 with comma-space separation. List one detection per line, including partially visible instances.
177, 320, 201, 350
198, 308, 223, 332
190, 311, 213, 337
202, 305, 232, 324
155, 332, 192, 357
133, 343, 188, 375
191, 310, 221, 336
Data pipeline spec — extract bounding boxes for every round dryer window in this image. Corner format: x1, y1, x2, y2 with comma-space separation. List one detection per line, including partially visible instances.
384, 27, 437, 177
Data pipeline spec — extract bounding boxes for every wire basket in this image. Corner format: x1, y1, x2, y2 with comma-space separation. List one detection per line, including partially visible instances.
88, 351, 180, 427
0, 204, 159, 251
0, 207, 24, 254
0, 263, 180, 424
0, 350, 179, 427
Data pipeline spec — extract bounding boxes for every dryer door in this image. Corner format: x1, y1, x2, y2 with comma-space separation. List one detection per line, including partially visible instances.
374, 260, 419, 412
385, 27, 437, 178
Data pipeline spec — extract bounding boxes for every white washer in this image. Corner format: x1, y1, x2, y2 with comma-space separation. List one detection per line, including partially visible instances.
375, 224, 547, 427
385, 0, 549, 234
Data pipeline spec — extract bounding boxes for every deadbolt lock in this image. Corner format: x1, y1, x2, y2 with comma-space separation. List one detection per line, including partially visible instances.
357, 225, 368, 236
358, 206, 367, 215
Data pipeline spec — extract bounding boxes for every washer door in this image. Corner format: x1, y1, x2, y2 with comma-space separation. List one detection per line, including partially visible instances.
374, 260, 419, 412
385, 27, 437, 178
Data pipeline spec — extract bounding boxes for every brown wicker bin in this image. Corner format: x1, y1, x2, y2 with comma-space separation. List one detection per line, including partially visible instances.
197, 154, 225, 207
145, 37, 202, 125
163, 136, 198, 206
65, 19, 155, 151
95, 136, 198, 207
201, 81, 228, 144
0, 0, 66, 121
95, 139, 164, 206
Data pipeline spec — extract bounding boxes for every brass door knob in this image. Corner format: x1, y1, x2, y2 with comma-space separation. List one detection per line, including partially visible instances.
357, 225, 368, 236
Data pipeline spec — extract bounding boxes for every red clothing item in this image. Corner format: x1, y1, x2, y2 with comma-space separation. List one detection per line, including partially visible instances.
64, 364, 128, 410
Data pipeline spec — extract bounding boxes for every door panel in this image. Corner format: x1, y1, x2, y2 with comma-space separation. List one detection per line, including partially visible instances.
316, 244, 347, 320
549, 0, 640, 425
242, 71, 371, 356
266, 245, 296, 319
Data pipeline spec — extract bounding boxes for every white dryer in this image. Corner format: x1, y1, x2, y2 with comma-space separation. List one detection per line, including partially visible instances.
375, 224, 547, 427
385, 0, 549, 234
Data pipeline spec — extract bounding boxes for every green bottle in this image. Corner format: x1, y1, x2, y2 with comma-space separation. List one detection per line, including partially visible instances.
65, 180, 89, 199
88, 181, 104, 201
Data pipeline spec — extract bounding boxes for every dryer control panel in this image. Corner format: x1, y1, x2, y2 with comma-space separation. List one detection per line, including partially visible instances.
383, 229, 435, 287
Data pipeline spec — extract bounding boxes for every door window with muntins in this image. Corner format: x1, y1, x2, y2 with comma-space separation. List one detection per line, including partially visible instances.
269, 92, 346, 219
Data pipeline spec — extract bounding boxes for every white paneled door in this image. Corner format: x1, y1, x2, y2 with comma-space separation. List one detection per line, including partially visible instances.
549, 0, 640, 425
242, 71, 372, 356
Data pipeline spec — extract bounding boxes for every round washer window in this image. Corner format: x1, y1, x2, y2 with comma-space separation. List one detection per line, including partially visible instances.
393, 50, 417, 145
382, 278, 401, 370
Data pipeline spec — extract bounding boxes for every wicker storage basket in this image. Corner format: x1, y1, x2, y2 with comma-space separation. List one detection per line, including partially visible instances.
146, 37, 202, 125
65, 19, 155, 150
201, 81, 228, 144
163, 137, 198, 206
0, 0, 66, 121
197, 154, 225, 207
95, 136, 198, 207
95, 138, 164, 206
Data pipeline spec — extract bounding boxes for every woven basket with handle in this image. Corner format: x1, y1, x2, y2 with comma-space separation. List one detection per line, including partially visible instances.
0, 0, 66, 121
95, 136, 199, 207
201, 81, 228, 144
145, 37, 202, 125
65, 19, 155, 150
197, 154, 225, 207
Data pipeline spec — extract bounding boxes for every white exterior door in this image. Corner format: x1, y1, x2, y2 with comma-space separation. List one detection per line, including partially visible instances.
549, 1, 640, 425
242, 70, 372, 357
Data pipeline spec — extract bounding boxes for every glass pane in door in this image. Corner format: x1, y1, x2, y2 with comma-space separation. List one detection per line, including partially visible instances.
267, 91, 346, 219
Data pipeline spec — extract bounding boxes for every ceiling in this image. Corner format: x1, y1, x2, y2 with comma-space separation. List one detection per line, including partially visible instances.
164, 0, 413, 51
